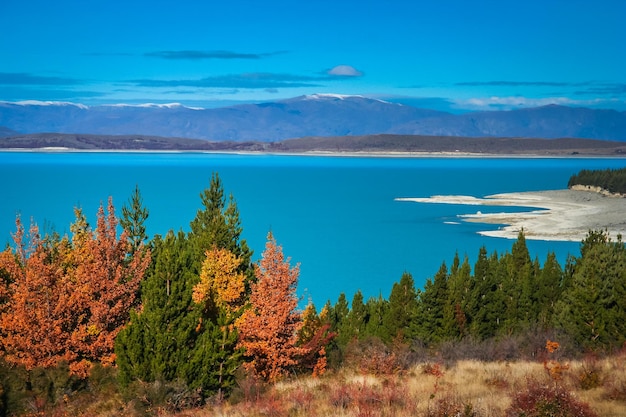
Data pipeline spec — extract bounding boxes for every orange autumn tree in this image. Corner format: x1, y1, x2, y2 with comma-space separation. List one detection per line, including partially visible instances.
0, 218, 71, 372
0, 198, 150, 377
236, 232, 305, 382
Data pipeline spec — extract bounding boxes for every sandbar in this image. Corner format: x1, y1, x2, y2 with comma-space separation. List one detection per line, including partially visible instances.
396, 190, 626, 241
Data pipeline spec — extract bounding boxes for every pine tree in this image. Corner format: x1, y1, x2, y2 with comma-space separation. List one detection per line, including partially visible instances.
416, 262, 449, 344
383, 272, 418, 342
363, 295, 388, 340
116, 231, 197, 385
469, 251, 505, 339
466, 246, 489, 334
444, 256, 471, 338
236, 232, 304, 382
116, 174, 252, 396
512, 231, 536, 327
535, 252, 563, 328
331, 293, 349, 331
189, 174, 251, 268
120, 184, 149, 255
555, 230, 626, 350
337, 290, 367, 347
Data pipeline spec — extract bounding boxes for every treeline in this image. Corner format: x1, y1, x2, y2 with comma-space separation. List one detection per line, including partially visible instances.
323, 230, 626, 365
568, 167, 626, 194
0, 173, 625, 414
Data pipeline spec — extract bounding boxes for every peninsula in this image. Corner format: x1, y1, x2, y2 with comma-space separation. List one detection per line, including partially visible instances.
397, 189, 626, 241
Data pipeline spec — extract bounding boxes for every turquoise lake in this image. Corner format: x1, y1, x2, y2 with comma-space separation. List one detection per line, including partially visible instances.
2, 152, 626, 306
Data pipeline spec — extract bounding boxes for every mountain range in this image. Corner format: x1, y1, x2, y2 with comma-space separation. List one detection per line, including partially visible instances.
1, 94, 626, 142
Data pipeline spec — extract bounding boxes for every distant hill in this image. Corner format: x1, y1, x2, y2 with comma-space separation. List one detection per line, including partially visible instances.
0, 126, 19, 138
1, 95, 625, 142
2, 132, 625, 156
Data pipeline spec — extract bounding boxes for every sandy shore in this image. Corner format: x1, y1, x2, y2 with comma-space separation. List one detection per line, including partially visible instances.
396, 189, 626, 241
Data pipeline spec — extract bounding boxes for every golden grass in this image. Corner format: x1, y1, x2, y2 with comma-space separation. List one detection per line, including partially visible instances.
179, 358, 626, 417
39, 357, 626, 416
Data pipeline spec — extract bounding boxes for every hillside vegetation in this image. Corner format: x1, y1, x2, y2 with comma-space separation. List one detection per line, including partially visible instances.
569, 167, 626, 195
0, 174, 625, 416
2, 132, 626, 155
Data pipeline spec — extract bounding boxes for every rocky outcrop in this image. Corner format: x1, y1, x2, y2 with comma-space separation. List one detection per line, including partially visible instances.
570, 184, 626, 198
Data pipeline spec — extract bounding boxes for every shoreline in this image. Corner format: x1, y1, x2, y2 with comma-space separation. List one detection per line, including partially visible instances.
396, 189, 626, 242
2, 148, 625, 159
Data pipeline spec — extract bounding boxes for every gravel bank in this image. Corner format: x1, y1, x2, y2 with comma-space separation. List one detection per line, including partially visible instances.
396, 189, 626, 241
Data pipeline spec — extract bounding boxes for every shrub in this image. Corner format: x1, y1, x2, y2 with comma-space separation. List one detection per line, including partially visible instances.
428, 392, 479, 417
506, 378, 598, 417
575, 354, 603, 390
343, 337, 400, 375
124, 379, 202, 415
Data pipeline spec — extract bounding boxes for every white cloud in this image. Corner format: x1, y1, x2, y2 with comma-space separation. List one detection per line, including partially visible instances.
453, 96, 624, 111
327, 65, 363, 77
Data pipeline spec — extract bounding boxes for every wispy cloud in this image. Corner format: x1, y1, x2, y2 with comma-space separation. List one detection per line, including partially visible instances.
452, 95, 624, 111
145, 50, 287, 60
456, 81, 588, 87
129, 72, 328, 89
0, 72, 82, 85
0, 86, 105, 101
574, 83, 626, 96
327, 65, 363, 77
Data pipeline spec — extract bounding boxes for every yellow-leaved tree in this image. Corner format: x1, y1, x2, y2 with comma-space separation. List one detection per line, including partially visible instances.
193, 246, 247, 314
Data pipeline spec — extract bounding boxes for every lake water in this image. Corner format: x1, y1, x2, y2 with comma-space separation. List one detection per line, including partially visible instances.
2, 152, 626, 306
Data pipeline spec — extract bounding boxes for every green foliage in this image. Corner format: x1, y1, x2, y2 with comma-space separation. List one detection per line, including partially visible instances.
415, 262, 449, 344
120, 184, 149, 254
555, 230, 626, 350
568, 167, 626, 194
115, 173, 253, 400
383, 272, 419, 342
326, 229, 624, 359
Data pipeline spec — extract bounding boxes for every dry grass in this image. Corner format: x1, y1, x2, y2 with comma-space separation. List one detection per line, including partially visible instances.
28, 357, 626, 416
151, 358, 626, 417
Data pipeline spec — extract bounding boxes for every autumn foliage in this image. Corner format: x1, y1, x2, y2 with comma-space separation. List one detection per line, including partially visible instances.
236, 232, 305, 382
193, 246, 247, 314
0, 198, 150, 377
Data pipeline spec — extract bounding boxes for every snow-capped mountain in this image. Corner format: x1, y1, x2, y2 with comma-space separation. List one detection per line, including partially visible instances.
1, 95, 625, 142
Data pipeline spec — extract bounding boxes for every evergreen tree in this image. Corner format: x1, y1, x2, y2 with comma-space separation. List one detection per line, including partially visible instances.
535, 252, 563, 328
512, 231, 535, 327
444, 255, 471, 338
331, 293, 349, 331
342, 290, 367, 344
116, 174, 252, 397
470, 251, 507, 339
415, 263, 449, 344
363, 295, 388, 340
555, 230, 626, 350
116, 231, 198, 385
383, 272, 418, 342
120, 184, 149, 255
189, 174, 251, 268
466, 246, 489, 334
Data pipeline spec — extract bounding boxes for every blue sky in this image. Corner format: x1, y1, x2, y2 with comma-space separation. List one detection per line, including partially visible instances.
1, 0, 625, 112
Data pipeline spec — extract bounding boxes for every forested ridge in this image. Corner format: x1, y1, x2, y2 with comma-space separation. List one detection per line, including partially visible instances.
0, 173, 625, 415
568, 167, 626, 195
